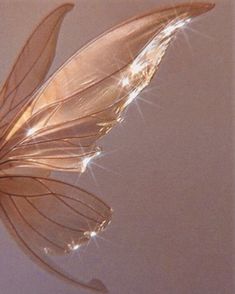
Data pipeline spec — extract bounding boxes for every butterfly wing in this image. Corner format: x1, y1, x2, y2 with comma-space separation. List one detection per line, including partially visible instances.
0, 175, 111, 292
0, 2, 214, 173
0, 4, 74, 140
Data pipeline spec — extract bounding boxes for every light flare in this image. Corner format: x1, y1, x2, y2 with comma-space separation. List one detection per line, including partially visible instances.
67, 241, 80, 251
130, 61, 147, 75
124, 88, 142, 107
163, 18, 191, 37
26, 127, 36, 136
84, 231, 97, 238
121, 76, 130, 87
90, 231, 97, 237
81, 149, 101, 172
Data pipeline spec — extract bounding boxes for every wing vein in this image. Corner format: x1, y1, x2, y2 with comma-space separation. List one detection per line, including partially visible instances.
0, 15, 62, 110
35, 178, 102, 224
10, 196, 64, 251
26, 197, 85, 233
0, 201, 102, 292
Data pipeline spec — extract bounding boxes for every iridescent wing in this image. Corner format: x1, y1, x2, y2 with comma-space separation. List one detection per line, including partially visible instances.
0, 176, 110, 292
0, 3, 214, 173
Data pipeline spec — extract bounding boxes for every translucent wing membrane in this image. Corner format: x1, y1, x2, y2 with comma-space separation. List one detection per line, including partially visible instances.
0, 2, 214, 173
0, 176, 111, 292
0, 2, 214, 292
0, 4, 74, 140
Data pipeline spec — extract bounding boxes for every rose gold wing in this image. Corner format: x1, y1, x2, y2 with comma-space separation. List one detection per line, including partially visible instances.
0, 4, 110, 292
0, 3, 74, 141
0, 176, 111, 292
0, 2, 214, 173
0, 2, 214, 292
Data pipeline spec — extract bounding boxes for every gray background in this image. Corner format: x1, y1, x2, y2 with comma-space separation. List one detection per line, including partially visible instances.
0, 1, 233, 294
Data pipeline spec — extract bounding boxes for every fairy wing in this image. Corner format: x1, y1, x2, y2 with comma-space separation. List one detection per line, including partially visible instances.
0, 2, 214, 172
0, 5, 111, 291
0, 3, 214, 292
0, 175, 111, 292
0, 4, 74, 140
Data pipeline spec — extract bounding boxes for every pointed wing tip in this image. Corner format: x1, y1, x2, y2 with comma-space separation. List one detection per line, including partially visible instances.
88, 279, 109, 293
150, 2, 215, 20
58, 3, 75, 13
186, 2, 215, 16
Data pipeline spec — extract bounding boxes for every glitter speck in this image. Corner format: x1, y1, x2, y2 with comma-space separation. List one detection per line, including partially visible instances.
121, 77, 130, 87
44, 247, 49, 254
72, 244, 80, 250
84, 231, 97, 238
27, 128, 36, 136
67, 241, 80, 251
82, 156, 92, 171
90, 231, 97, 237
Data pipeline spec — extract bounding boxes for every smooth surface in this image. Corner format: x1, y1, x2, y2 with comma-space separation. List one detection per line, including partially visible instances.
0, 1, 233, 294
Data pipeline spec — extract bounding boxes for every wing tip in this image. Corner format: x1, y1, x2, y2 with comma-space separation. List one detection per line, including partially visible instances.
56, 3, 75, 13
184, 2, 215, 16
137, 2, 215, 23
156, 2, 215, 19
87, 279, 109, 293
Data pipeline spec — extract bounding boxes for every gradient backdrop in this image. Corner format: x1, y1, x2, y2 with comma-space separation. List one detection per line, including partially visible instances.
0, 1, 233, 294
